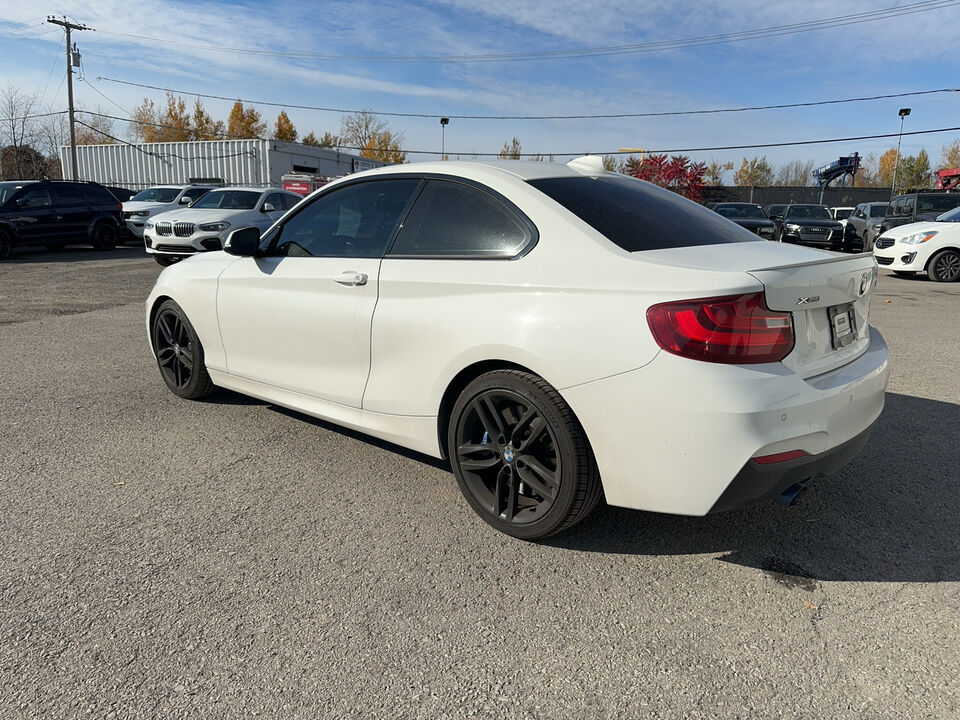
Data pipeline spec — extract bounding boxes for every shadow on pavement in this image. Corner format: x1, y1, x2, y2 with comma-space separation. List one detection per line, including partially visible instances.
547, 392, 960, 583
5, 244, 147, 264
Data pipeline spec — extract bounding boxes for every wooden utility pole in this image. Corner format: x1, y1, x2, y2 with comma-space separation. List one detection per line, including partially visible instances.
46, 16, 93, 180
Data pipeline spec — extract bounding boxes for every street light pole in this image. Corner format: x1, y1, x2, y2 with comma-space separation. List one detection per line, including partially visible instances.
891, 107, 911, 198
440, 117, 449, 160
47, 16, 92, 181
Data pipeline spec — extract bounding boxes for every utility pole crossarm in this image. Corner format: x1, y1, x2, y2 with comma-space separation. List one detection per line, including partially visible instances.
46, 16, 94, 181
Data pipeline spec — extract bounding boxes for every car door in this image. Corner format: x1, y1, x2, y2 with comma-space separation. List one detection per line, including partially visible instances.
9, 186, 58, 244
52, 185, 90, 239
216, 178, 422, 407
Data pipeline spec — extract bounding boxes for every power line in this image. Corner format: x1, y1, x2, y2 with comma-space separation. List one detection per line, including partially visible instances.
96, 76, 960, 121
91, 0, 959, 63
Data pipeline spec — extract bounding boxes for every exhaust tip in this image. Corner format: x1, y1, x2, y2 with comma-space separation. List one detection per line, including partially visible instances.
776, 483, 808, 508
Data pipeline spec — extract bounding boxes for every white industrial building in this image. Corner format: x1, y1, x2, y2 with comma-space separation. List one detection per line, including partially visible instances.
59, 139, 387, 189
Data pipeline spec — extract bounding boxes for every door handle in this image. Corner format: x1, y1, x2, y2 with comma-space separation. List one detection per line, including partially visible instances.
333, 271, 368, 286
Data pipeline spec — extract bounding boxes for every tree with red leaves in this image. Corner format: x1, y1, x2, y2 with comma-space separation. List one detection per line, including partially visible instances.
631, 153, 707, 202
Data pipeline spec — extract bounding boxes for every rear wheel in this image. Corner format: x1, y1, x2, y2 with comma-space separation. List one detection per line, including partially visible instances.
0, 231, 13, 261
448, 370, 602, 540
928, 249, 960, 282
151, 300, 216, 399
91, 222, 118, 251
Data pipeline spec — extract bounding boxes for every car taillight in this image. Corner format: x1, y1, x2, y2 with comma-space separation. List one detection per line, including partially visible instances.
646, 292, 794, 364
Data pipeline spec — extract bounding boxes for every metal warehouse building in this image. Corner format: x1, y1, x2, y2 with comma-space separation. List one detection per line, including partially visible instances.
59, 139, 387, 188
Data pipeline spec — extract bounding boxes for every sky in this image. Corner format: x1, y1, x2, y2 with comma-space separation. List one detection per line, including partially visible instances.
1, 0, 959, 182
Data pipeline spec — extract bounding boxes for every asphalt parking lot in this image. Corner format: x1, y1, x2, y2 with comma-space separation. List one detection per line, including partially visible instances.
1, 245, 958, 719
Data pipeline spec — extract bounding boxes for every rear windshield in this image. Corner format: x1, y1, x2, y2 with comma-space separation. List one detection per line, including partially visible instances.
528, 175, 756, 252
833, 208, 853, 220
917, 194, 960, 213
192, 190, 261, 210
869, 204, 888, 217
716, 204, 766, 219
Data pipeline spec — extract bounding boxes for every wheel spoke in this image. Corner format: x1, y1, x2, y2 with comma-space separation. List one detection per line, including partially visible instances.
156, 314, 175, 344
179, 348, 194, 370
471, 396, 506, 442
514, 414, 547, 451
457, 443, 500, 470
493, 466, 516, 520
156, 347, 175, 366
517, 454, 558, 500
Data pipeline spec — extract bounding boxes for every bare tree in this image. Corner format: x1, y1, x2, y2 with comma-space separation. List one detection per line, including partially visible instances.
773, 158, 815, 186
340, 110, 386, 150
0, 84, 44, 179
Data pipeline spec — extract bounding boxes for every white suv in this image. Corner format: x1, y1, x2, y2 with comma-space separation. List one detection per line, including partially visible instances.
873, 205, 960, 282
122, 185, 217, 240
144, 187, 301, 266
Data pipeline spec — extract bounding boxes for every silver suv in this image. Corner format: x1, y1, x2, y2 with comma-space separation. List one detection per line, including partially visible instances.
845, 202, 888, 251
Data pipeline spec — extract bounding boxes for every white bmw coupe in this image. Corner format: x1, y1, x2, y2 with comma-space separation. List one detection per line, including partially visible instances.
147, 157, 889, 539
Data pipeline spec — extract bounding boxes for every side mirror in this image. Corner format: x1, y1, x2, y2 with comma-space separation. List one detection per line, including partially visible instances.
224, 226, 261, 256
178, 196, 192, 205
261, 202, 276, 213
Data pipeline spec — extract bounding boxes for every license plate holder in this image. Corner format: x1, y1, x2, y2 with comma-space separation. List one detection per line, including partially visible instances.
828, 302, 857, 349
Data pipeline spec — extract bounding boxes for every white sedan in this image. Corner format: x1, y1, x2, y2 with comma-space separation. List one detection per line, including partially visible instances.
146, 157, 889, 539
144, 187, 301, 266
873, 205, 960, 282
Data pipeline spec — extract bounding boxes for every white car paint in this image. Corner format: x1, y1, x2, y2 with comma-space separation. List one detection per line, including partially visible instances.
146, 159, 889, 518
144, 187, 299, 259
873, 214, 960, 279
122, 185, 216, 239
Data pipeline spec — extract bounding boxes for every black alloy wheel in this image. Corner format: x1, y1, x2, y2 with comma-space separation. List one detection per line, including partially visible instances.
449, 370, 602, 539
928, 249, 960, 282
151, 300, 216, 399
91, 222, 118, 251
0, 231, 12, 261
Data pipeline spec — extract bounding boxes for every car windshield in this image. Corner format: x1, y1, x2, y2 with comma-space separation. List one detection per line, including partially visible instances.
785, 205, 832, 220
917, 195, 960, 212
528, 175, 756, 252
191, 190, 260, 210
935, 206, 960, 222
869, 204, 888, 217
716, 204, 766, 219
833, 208, 853, 220
0, 181, 31, 205
131, 187, 181, 203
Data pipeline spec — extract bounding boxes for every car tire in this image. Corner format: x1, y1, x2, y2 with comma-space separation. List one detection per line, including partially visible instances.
0, 230, 13, 261
91, 222, 118, 251
151, 299, 217, 400
154, 255, 180, 267
448, 369, 602, 540
862, 232, 872, 252
927, 249, 960, 282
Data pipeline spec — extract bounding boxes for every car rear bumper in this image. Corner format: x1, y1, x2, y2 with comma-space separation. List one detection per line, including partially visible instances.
560, 325, 889, 515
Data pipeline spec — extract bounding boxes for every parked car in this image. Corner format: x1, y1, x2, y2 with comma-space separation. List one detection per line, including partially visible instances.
769, 203, 844, 249
712, 202, 776, 238
146, 158, 889, 539
878, 192, 960, 236
144, 186, 300, 266
873, 204, 960, 281
764, 203, 786, 220
122, 185, 218, 241
845, 202, 888, 251
830, 206, 855, 223
0, 179, 122, 260
107, 186, 136, 203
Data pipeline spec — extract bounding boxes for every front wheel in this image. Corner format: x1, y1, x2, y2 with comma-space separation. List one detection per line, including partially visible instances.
91, 222, 118, 251
0, 231, 13, 261
928, 249, 960, 282
448, 370, 602, 540
151, 300, 216, 399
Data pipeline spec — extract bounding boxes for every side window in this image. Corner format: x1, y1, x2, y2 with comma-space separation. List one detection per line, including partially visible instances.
82, 187, 114, 205
55, 186, 86, 206
263, 193, 286, 211
182, 187, 210, 203
17, 187, 53, 208
389, 180, 530, 257
902, 196, 915, 216
887, 199, 901, 216
269, 179, 420, 258
283, 194, 300, 211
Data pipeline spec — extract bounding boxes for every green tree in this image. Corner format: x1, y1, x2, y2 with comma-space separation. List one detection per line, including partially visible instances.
733, 156, 773, 186
273, 111, 297, 142
499, 137, 522, 159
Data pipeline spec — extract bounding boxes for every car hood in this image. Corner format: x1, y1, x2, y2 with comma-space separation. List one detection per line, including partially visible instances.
150, 208, 246, 224
123, 200, 178, 212
878, 220, 958, 239
731, 218, 775, 229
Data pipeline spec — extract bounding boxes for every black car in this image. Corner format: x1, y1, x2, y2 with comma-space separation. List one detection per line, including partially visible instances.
0, 179, 123, 260
768, 203, 844, 249
712, 202, 776, 239
107, 186, 136, 202
878, 192, 960, 235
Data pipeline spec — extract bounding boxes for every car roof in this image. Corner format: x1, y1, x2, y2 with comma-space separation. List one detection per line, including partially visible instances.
206, 186, 283, 192
346, 157, 609, 184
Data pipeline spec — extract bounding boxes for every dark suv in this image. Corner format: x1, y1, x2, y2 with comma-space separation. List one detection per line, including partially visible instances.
0, 179, 123, 260
879, 192, 960, 236
768, 203, 844, 249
